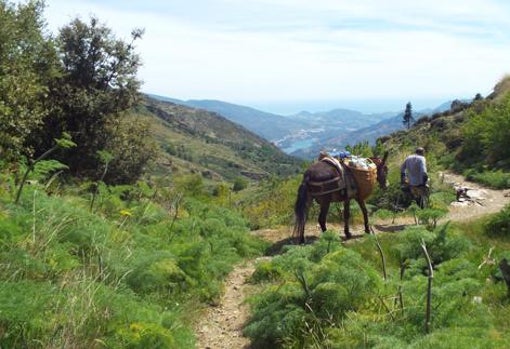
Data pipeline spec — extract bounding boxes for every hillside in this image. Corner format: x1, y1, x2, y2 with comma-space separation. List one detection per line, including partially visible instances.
140, 96, 304, 182
194, 78, 510, 349
378, 99, 476, 168
196, 171, 510, 348
148, 94, 304, 140
289, 102, 454, 158
2, 79, 510, 349
152, 94, 459, 159
4, 4, 510, 348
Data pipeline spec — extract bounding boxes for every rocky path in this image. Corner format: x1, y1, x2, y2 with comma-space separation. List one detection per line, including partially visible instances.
194, 260, 256, 349
194, 173, 510, 349
440, 171, 510, 221
194, 229, 288, 349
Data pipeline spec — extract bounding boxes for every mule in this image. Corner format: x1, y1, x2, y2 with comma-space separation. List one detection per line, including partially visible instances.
294, 152, 389, 243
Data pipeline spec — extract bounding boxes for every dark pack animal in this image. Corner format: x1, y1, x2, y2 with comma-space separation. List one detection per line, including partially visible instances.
294, 152, 389, 243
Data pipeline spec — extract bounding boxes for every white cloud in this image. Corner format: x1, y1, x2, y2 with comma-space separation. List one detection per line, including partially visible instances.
37, 0, 510, 112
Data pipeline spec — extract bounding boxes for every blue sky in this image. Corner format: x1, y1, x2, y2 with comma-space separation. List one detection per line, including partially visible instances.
39, 0, 510, 114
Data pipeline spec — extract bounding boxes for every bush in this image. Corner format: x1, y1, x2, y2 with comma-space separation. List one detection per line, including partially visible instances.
459, 94, 510, 170
465, 169, 510, 189
0, 169, 266, 348
484, 204, 510, 237
245, 241, 381, 348
232, 176, 248, 192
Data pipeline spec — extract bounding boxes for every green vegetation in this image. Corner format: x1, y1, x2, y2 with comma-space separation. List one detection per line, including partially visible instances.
1, 1, 510, 348
245, 221, 510, 349
0, 173, 267, 348
241, 76, 510, 348
0, 1, 156, 184
382, 76, 510, 189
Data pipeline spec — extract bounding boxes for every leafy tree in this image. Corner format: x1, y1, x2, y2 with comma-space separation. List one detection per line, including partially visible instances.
0, 0, 60, 160
460, 94, 510, 169
35, 17, 146, 181
403, 101, 414, 129
102, 114, 157, 184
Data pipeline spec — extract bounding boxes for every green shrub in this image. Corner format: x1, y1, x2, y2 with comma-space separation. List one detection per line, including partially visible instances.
232, 176, 248, 192
389, 225, 471, 280
415, 208, 448, 229
126, 251, 190, 294
459, 94, 510, 171
465, 169, 510, 189
250, 259, 282, 283
0, 281, 56, 348
484, 204, 510, 237
245, 243, 381, 348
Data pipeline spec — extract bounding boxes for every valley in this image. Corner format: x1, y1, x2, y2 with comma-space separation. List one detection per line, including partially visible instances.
151, 94, 452, 159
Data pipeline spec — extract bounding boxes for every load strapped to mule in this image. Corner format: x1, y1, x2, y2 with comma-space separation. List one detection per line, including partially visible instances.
346, 156, 378, 200
312, 151, 378, 200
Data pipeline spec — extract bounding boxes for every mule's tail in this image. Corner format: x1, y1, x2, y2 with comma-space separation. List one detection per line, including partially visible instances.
293, 180, 308, 244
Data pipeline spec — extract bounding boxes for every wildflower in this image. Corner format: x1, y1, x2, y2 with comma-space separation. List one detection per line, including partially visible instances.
120, 209, 133, 217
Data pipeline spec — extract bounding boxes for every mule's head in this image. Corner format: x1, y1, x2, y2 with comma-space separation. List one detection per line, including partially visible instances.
370, 151, 389, 190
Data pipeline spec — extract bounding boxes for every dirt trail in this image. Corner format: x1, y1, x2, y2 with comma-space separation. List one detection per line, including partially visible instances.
439, 172, 510, 222
194, 230, 289, 349
194, 172, 510, 349
195, 260, 256, 349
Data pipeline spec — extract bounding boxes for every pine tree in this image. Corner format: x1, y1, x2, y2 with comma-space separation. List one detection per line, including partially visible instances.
403, 102, 414, 129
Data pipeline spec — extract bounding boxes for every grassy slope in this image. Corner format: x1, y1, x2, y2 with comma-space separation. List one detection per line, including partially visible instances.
1, 78, 510, 348
139, 96, 304, 182
380, 75, 510, 175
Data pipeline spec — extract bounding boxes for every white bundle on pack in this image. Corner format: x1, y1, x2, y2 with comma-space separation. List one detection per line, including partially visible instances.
348, 156, 370, 169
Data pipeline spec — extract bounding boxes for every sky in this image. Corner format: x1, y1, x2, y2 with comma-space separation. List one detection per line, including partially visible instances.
36, 0, 510, 114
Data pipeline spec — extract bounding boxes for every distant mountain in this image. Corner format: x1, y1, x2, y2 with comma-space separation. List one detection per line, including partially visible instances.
148, 94, 459, 159
148, 95, 396, 142
141, 95, 303, 181
289, 113, 404, 158
287, 104, 455, 159
289, 108, 395, 129
148, 94, 303, 140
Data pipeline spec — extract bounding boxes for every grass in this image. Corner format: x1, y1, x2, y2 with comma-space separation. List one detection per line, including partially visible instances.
0, 178, 267, 348
464, 169, 510, 189
144, 102, 303, 182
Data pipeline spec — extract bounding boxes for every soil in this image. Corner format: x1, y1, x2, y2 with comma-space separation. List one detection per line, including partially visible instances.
194, 172, 510, 349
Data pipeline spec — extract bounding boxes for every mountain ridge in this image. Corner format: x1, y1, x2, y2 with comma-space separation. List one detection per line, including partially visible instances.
148, 94, 458, 159
141, 95, 304, 182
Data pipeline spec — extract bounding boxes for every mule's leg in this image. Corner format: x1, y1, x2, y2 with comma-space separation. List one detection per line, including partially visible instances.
300, 197, 313, 244
343, 201, 352, 239
357, 199, 371, 234
299, 196, 312, 244
318, 201, 330, 232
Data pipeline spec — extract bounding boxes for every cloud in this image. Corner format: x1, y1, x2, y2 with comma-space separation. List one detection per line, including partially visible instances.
40, 0, 510, 112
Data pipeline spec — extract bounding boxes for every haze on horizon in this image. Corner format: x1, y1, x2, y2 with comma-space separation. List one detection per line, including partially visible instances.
39, 0, 510, 114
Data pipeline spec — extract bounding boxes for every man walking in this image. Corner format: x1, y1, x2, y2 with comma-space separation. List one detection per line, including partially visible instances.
401, 147, 429, 208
